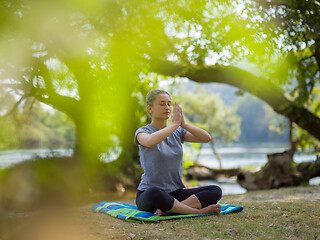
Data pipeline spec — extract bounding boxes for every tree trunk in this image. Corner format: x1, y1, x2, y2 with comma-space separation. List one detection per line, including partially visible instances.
209, 139, 223, 169
194, 143, 203, 162
314, 40, 320, 70
289, 121, 297, 153
150, 59, 320, 141
237, 150, 320, 190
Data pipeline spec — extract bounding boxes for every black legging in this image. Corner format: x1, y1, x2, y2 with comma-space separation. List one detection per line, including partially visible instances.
136, 185, 222, 213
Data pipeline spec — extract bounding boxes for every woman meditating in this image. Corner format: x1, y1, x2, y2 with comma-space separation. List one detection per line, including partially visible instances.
134, 89, 222, 216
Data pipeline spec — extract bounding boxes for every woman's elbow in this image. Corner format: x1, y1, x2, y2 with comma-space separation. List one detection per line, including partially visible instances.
204, 134, 211, 143
144, 139, 157, 148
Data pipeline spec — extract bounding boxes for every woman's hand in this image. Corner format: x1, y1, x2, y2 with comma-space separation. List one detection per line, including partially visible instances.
171, 102, 182, 126
174, 103, 211, 143
179, 104, 185, 127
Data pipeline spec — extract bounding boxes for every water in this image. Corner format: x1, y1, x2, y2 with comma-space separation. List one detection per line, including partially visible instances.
198, 145, 317, 169
199, 178, 247, 195
195, 143, 318, 195
0, 149, 73, 169
0, 146, 318, 195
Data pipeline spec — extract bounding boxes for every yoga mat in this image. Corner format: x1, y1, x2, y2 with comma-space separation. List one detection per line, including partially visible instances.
92, 201, 243, 222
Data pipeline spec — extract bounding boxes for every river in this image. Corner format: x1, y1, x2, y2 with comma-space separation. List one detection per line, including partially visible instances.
0, 145, 319, 195
188, 143, 319, 195
0, 149, 73, 169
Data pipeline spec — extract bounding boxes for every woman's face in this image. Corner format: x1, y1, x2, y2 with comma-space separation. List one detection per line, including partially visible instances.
148, 93, 172, 119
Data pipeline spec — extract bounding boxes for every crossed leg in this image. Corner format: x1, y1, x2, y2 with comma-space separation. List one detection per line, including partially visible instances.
154, 195, 221, 216
153, 186, 222, 216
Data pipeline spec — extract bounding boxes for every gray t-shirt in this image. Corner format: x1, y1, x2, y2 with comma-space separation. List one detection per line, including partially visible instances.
134, 124, 187, 193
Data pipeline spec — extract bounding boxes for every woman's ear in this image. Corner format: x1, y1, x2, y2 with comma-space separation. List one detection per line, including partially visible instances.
147, 105, 152, 115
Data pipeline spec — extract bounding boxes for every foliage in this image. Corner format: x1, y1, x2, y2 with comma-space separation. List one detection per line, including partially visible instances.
245, 0, 320, 103
0, 0, 319, 162
242, 0, 320, 146
0, 0, 170, 161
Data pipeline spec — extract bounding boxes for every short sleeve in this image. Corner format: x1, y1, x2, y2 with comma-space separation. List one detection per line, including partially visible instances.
177, 127, 187, 143
134, 126, 152, 145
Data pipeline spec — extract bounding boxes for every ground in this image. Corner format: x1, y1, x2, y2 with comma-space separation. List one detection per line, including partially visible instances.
1, 186, 320, 240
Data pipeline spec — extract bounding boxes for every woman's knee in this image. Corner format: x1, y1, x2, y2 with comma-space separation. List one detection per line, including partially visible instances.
144, 187, 164, 200
208, 185, 222, 200
136, 187, 163, 212
144, 187, 174, 211
198, 185, 222, 205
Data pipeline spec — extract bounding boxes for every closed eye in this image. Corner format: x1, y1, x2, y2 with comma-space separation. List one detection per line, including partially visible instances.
160, 101, 171, 107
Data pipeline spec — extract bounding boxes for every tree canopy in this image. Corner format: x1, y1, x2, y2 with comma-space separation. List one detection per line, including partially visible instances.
0, 0, 319, 164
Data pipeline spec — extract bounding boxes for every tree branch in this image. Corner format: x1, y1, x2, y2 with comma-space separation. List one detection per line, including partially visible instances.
314, 40, 320, 69
254, 0, 289, 8
26, 59, 80, 120
34, 89, 80, 120
149, 59, 320, 140
1, 94, 29, 118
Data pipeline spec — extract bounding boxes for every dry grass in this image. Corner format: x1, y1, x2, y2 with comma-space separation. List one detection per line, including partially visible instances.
1, 186, 320, 240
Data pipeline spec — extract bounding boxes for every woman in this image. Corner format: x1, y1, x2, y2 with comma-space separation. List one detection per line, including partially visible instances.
134, 89, 222, 216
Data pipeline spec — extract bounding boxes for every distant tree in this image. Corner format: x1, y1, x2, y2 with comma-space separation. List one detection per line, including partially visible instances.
236, 94, 289, 143
178, 89, 241, 169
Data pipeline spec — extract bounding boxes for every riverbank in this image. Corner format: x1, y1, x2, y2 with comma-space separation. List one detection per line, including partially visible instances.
1, 146, 318, 196
1, 185, 319, 240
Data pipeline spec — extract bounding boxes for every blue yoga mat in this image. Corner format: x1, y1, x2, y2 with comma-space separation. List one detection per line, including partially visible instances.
92, 201, 244, 222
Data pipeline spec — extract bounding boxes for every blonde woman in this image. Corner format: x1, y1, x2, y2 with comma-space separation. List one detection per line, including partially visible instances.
135, 89, 222, 216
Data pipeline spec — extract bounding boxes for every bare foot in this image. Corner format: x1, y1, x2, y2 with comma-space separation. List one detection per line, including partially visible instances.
154, 209, 170, 216
199, 204, 221, 214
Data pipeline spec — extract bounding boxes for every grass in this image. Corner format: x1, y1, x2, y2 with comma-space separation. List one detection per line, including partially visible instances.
1, 186, 320, 240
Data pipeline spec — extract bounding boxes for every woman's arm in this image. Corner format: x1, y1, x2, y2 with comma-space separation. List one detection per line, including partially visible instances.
179, 104, 211, 143
181, 123, 211, 143
137, 123, 180, 147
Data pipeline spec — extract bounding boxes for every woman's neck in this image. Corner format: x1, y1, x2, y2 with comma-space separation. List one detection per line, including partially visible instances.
150, 119, 167, 129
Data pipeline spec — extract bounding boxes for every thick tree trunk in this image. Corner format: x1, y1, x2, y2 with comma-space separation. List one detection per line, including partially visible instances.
150, 59, 320, 141
237, 150, 320, 190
